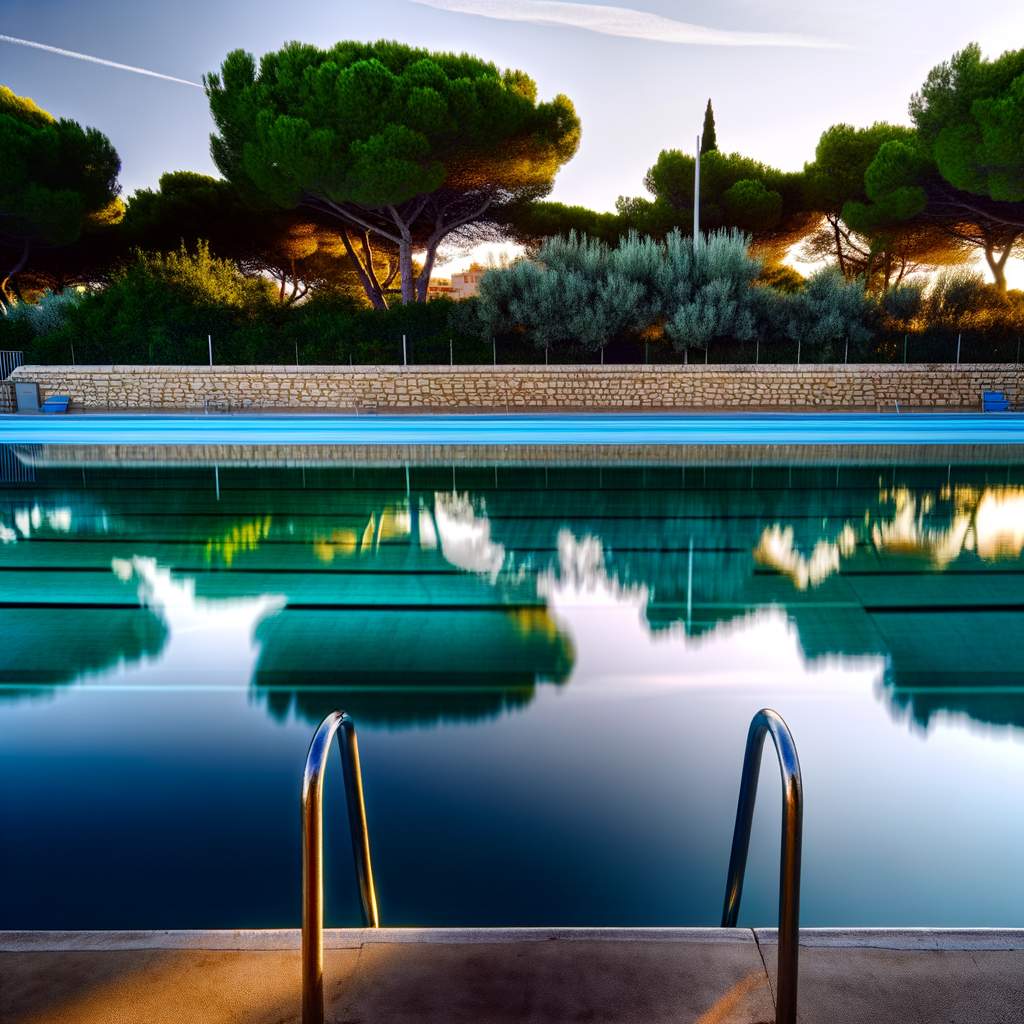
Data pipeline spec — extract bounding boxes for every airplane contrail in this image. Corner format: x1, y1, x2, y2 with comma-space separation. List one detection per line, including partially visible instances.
0, 34, 203, 87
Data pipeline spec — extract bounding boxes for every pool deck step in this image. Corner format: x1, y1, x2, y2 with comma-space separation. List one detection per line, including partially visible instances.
2, 928, 1022, 1024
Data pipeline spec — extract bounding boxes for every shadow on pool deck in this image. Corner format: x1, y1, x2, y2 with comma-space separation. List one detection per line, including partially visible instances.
2, 929, 1022, 1024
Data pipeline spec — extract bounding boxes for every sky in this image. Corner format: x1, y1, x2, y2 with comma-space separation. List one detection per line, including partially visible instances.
1, 0, 1023, 280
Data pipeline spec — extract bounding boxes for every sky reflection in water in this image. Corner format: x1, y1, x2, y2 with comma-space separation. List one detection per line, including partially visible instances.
1, 454, 1023, 929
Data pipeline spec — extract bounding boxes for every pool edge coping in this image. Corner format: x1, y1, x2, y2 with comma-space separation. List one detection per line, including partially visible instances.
3, 927, 1023, 952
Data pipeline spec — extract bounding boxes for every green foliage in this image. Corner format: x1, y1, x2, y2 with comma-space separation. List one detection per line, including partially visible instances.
0, 85, 122, 308
882, 282, 925, 325
911, 43, 1024, 201
722, 179, 782, 232
474, 228, 763, 354
701, 99, 717, 154
472, 233, 645, 352
124, 171, 383, 304
130, 243, 272, 308
925, 269, 988, 323
6, 289, 84, 335
757, 263, 804, 294
803, 122, 916, 216
780, 269, 877, 359
205, 40, 580, 305
618, 147, 809, 263
803, 120, 968, 290
498, 200, 623, 248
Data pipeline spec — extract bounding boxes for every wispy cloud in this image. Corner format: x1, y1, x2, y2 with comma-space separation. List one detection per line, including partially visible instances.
0, 35, 202, 87
410, 0, 843, 49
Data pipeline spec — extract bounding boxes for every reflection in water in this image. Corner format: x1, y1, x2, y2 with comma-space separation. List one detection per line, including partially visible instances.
112, 556, 286, 679
754, 524, 858, 590
204, 516, 273, 567
1, 464, 1023, 736
4, 457, 1024, 930
2, 502, 75, 543
755, 484, 1024, 586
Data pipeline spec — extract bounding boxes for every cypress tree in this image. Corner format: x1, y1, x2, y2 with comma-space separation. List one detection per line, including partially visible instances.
701, 99, 718, 153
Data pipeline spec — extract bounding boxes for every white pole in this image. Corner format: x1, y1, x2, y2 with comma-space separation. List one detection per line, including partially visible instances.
956, 334, 962, 364
449, 338, 453, 366
492, 339, 496, 365
208, 334, 213, 366
694, 133, 701, 248
402, 334, 407, 366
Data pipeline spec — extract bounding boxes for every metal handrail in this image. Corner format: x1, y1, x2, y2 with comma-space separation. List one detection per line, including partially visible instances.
721, 708, 803, 1024
302, 711, 380, 1024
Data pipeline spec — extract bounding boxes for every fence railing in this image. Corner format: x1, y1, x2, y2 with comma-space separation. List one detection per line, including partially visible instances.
0, 351, 24, 381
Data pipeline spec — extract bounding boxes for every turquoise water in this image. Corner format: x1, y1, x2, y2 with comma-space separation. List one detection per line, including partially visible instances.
3, 411, 1024, 445
1, 447, 1023, 929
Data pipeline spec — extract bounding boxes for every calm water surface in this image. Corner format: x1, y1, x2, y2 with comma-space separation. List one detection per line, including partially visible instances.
1, 448, 1023, 929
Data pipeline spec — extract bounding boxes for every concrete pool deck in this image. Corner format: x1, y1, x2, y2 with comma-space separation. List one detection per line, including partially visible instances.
3, 928, 1022, 1024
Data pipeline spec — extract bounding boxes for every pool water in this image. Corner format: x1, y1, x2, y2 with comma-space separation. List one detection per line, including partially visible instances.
1, 448, 1023, 929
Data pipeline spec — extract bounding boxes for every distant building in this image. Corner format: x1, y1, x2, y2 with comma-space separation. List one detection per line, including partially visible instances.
426, 276, 453, 300
450, 263, 488, 300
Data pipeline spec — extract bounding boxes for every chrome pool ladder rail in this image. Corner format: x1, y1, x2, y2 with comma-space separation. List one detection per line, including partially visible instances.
721, 708, 803, 1024
302, 710, 380, 1024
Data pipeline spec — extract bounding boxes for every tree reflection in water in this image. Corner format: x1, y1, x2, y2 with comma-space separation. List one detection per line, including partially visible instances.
1, 460, 1023, 733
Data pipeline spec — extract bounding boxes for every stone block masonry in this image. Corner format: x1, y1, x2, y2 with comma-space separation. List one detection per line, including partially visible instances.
7, 363, 1023, 412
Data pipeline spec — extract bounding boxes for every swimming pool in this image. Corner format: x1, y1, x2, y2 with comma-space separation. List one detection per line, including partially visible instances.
1, 446, 1023, 929
3, 411, 1024, 445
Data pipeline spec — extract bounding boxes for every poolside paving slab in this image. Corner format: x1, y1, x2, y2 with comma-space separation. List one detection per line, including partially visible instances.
2, 928, 1022, 1024
756, 929, 1024, 1024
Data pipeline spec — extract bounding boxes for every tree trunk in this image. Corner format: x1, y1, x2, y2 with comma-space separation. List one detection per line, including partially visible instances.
415, 240, 441, 303
338, 228, 388, 309
398, 239, 416, 305
984, 237, 1013, 295
830, 216, 847, 277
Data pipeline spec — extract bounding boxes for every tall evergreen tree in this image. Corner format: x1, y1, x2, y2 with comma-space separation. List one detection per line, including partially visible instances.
0, 86, 122, 311
700, 99, 717, 153
205, 41, 580, 307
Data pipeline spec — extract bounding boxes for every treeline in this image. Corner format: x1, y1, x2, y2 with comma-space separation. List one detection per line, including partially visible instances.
1, 39, 1023, 365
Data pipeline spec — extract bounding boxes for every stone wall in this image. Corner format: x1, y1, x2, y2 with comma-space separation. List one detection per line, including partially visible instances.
0, 382, 14, 414
8, 363, 1023, 412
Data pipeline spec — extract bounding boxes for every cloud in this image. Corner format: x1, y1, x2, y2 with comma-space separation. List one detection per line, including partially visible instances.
410, 0, 842, 48
0, 35, 202, 87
